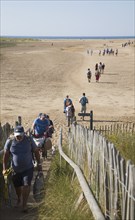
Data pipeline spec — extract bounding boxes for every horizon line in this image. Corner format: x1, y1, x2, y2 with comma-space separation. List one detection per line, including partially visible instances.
1, 35, 135, 38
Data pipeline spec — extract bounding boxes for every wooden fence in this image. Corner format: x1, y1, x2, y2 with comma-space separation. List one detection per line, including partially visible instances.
68, 123, 135, 220
0, 116, 22, 153
0, 122, 13, 153
94, 122, 135, 136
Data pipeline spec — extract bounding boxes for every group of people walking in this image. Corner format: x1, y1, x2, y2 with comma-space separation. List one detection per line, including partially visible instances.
87, 48, 118, 56
64, 95, 75, 127
2, 90, 90, 213
87, 62, 105, 83
2, 113, 54, 212
99, 48, 118, 56
95, 62, 105, 82
64, 93, 89, 126
2, 91, 89, 213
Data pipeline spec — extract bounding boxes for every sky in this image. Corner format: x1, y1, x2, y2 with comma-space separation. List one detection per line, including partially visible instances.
0, 0, 135, 37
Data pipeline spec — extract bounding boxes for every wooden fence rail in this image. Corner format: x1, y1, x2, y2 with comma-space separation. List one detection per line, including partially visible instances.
68, 123, 135, 220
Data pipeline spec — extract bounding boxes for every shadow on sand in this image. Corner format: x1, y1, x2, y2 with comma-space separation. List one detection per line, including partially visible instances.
77, 119, 123, 123
99, 81, 117, 84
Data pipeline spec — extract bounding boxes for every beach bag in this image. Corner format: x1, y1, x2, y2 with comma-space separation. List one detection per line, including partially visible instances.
45, 138, 52, 150
33, 136, 45, 148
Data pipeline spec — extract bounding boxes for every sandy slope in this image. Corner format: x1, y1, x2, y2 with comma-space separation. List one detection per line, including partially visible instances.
0, 39, 135, 133
0, 38, 134, 219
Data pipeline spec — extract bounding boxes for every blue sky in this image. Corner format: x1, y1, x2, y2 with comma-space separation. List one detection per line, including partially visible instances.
1, 0, 134, 37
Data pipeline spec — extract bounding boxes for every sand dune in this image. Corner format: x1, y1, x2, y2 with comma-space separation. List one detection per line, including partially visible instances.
1, 39, 134, 137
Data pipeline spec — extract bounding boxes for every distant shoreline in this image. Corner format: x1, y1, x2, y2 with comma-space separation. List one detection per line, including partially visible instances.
1, 35, 135, 40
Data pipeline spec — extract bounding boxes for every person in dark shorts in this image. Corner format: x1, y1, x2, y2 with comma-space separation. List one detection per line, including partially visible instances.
79, 93, 88, 120
2, 125, 42, 212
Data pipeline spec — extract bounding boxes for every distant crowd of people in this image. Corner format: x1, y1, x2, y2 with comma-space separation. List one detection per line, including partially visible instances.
122, 40, 134, 47
98, 48, 118, 56
87, 40, 134, 56
87, 48, 118, 56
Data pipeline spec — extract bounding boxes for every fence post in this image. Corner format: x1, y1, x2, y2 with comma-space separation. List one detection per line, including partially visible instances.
18, 116, 22, 125
15, 121, 19, 127
90, 110, 93, 130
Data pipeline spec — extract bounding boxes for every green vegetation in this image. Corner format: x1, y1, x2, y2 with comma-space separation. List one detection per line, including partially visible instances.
0, 42, 16, 48
106, 133, 135, 164
0, 37, 39, 48
38, 152, 94, 220
0, 163, 4, 207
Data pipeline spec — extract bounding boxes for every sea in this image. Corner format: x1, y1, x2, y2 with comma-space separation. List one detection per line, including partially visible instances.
1, 36, 135, 40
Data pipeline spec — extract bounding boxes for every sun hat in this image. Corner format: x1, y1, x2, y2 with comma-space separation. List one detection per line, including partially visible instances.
14, 126, 24, 137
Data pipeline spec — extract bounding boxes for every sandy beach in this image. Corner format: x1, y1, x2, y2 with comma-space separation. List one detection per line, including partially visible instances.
0, 39, 135, 136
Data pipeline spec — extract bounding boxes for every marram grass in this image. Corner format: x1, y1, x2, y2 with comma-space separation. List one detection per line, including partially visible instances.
106, 132, 135, 164
38, 152, 94, 220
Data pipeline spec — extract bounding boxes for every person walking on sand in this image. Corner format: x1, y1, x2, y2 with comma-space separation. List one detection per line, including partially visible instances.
99, 62, 102, 74
95, 63, 100, 82
115, 49, 118, 56
79, 93, 88, 120
65, 102, 75, 127
63, 95, 72, 113
87, 68, 92, 83
95, 69, 100, 82
102, 63, 105, 74
95, 63, 98, 71
2, 125, 42, 213
91, 49, 93, 56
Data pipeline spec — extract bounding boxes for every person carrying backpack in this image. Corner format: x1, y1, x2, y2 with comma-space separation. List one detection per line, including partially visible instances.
65, 102, 75, 127
63, 95, 72, 113
79, 93, 88, 120
2, 125, 42, 212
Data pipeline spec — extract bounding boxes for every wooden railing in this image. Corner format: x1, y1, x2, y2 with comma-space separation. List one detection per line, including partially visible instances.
58, 128, 105, 220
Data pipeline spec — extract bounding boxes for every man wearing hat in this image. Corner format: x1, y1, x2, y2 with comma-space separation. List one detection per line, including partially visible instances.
3, 125, 42, 212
